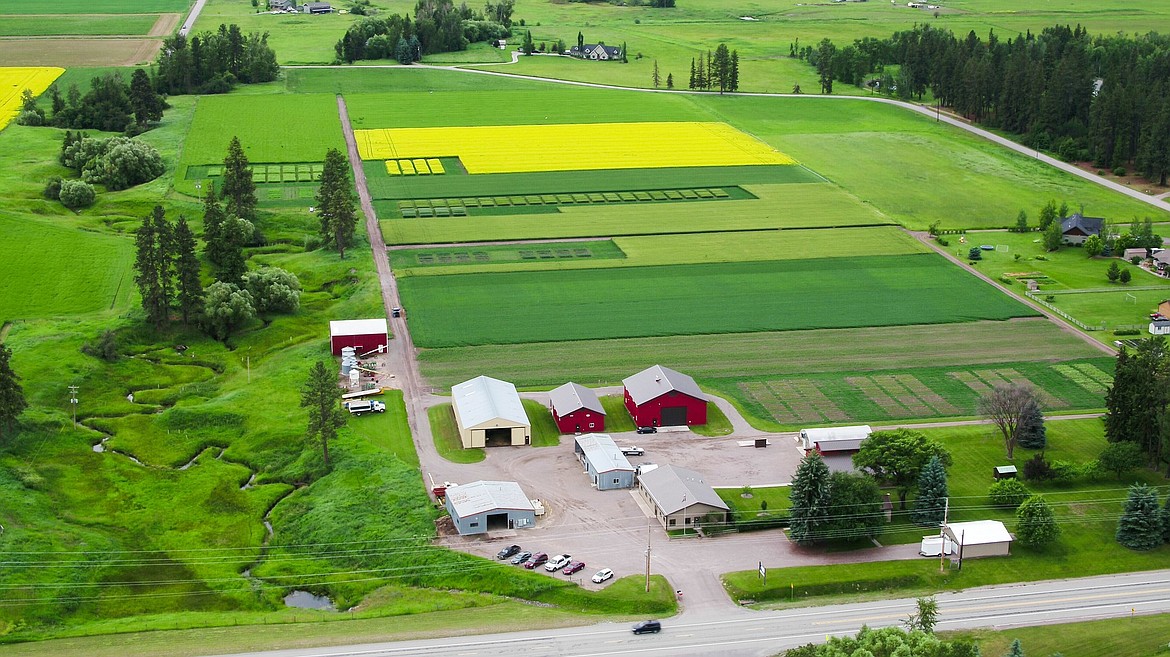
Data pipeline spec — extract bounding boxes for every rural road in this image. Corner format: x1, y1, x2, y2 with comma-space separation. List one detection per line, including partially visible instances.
179, 0, 208, 37
205, 569, 1170, 657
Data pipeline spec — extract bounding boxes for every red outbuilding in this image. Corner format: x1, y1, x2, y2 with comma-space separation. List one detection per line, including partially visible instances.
549, 382, 606, 434
622, 365, 707, 428
329, 318, 388, 356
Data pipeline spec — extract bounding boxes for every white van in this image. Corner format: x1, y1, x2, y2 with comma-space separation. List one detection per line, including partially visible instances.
344, 400, 386, 416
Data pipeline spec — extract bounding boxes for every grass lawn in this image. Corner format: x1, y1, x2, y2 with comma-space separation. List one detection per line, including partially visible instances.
428, 404, 484, 463
346, 390, 417, 468
599, 395, 636, 433
1, 0, 190, 13
948, 614, 1170, 657
523, 399, 562, 447
690, 403, 733, 437
398, 254, 1036, 347
0, 15, 159, 36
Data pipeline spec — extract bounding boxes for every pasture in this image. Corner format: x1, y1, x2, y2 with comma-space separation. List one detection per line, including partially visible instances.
355, 122, 795, 174
397, 253, 1036, 348
0, 0, 190, 13
0, 67, 64, 131
0, 15, 160, 37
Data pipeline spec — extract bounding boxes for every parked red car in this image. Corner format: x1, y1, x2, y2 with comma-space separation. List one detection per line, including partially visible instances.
523, 552, 548, 570
563, 561, 586, 575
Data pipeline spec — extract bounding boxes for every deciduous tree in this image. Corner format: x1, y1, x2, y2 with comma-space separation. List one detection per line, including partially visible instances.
825, 471, 883, 541
903, 597, 939, 634
1098, 441, 1145, 479
1104, 338, 1169, 468
201, 282, 255, 342
300, 359, 346, 468
1042, 220, 1063, 251
1016, 494, 1059, 547
1014, 209, 1028, 232
789, 451, 831, 545
0, 342, 27, 440
316, 148, 359, 258
242, 267, 301, 315
1117, 483, 1163, 550
979, 384, 1041, 459
853, 429, 951, 509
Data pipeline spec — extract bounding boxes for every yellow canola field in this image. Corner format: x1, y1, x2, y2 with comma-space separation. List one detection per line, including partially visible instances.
354, 122, 795, 174
0, 67, 65, 131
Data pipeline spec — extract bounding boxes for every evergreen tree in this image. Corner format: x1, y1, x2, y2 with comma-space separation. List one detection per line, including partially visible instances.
1105, 338, 1169, 466
1014, 209, 1029, 232
1120, 268, 1132, 284
1015, 495, 1059, 547
1037, 200, 1057, 230
1107, 260, 1121, 283
666, 72, 673, 89
129, 68, 164, 129
621, 41, 627, 63
0, 342, 27, 440
173, 215, 203, 325
522, 30, 534, 55
1117, 483, 1164, 550
705, 49, 714, 90
202, 181, 226, 268
729, 50, 739, 92
652, 59, 660, 88
1004, 638, 1025, 657
911, 455, 948, 526
713, 43, 731, 93
688, 58, 696, 89
300, 359, 346, 468
221, 136, 256, 221
1161, 493, 1170, 543
1042, 220, 1063, 251
133, 209, 169, 330
316, 148, 359, 259
789, 452, 831, 545
1017, 400, 1046, 449
151, 205, 174, 322
216, 216, 251, 285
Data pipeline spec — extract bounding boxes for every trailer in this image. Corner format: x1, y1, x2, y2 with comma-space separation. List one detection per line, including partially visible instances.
342, 387, 387, 400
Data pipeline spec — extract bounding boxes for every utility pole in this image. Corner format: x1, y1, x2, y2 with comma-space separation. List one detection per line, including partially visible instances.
68, 385, 79, 427
644, 520, 652, 593
939, 497, 949, 572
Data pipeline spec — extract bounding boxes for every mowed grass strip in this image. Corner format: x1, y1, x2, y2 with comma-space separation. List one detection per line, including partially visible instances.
0, 15, 159, 36
416, 319, 1103, 391
0, 66, 64, 130
2, 0, 190, 12
399, 254, 1036, 347
355, 122, 795, 174
393, 228, 929, 277
383, 183, 888, 244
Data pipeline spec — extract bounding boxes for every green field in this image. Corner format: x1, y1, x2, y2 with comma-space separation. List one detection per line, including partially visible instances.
950, 614, 1170, 657
0, 15, 159, 36
178, 94, 345, 195
399, 253, 1036, 348
0, 0, 189, 13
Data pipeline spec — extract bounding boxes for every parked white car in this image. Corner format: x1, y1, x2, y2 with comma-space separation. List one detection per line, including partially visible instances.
591, 568, 614, 584
545, 554, 572, 571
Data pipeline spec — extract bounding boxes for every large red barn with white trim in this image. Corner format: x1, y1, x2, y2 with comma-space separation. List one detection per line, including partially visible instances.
329, 318, 388, 356
622, 365, 707, 428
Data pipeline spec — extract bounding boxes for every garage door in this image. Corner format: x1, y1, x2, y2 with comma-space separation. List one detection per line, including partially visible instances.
661, 406, 687, 426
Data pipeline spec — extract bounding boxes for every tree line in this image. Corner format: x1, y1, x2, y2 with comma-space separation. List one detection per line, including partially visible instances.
688, 44, 739, 93
335, 0, 513, 63
18, 69, 165, 134
797, 24, 1170, 184
155, 23, 280, 95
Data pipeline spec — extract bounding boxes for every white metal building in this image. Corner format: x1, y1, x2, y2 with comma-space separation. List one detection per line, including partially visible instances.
451, 376, 531, 449
445, 481, 536, 535
799, 425, 873, 453
573, 434, 635, 490
944, 520, 1014, 558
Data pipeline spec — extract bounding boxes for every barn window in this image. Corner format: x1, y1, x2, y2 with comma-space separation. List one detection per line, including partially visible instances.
613, 479, 619, 484
589, 422, 595, 428
469, 522, 479, 527
668, 518, 676, 527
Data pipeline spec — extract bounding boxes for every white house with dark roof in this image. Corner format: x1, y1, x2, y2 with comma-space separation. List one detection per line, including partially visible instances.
637, 464, 729, 530
445, 480, 535, 535
568, 44, 622, 60
549, 381, 606, 434
451, 376, 530, 448
1060, 213, 1105, 245
573, 434, 635, 490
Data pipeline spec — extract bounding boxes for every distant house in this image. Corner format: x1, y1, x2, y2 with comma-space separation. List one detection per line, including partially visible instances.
1060, 213, 1105, 245
549, 382, 605, 434
568, 44, 622, 61
268, 0, 292, 9
1151, 317, 1170, 336
302, 2, 333, 13
1153, 252, 1170, 275
623, 365, 707, 428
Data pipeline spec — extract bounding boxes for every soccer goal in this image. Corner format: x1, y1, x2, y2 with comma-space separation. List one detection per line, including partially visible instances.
1125, 293, 1137, 304
996, 245, 1010, 252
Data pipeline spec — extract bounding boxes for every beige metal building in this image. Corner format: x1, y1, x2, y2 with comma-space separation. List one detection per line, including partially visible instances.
638, 464, 729, 531
945, 520, 1014, 558
451, 375, 531, 449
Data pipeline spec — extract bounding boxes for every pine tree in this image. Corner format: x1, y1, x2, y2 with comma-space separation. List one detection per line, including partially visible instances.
0, 342, 27, 440
151, 205, 174, 323
202, 181, 226, 268
173, 215, 203, 325
666, 72, 673, 89
730, 50, 739, 92
713, 44, 731, 93
1015, 495, 1059, 547
706, 50, 714, 90
1004, 638, 1024, 657
789, 452, 831, 545
221, 136, 256, 221
1017, 400, 1046, 449
652, 59, 660, 88
300, 359, 346, 468
911, 455, 948, 526
129, 68, 164, 129
316, 148, 359, 259
1117, 483, 1164, 550
133, 210, 168, 330
1161, 493, 1170, 544
688, 58, 696, 89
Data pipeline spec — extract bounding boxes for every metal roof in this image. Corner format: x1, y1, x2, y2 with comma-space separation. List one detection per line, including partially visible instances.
638, 464, 728, 516
446, 481, 534, 519
945, 520, 1013, 546
574, 434, 633, 474
549, 382, 605, 416
452, 375, 529, 429
329, 318, 387, 337
622, 365, 706, 406
801, 425, 872, 452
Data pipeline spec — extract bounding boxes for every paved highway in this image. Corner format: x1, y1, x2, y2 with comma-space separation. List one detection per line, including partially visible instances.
207, 570, 1170, 657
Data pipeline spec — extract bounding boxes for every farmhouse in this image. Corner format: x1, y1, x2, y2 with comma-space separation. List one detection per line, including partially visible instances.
944, 520, 1014, 558
623, 365, 707, 428
1154, 253, 1170, 275
1151, 317, 1170, 335
329, 318, 388, 356
573, 434, 635, 490
638, 464, 729, 530
451, 375, 531, 448
445, 480, 536, 535
268, 0, 292, 9
568, 44, 623, 60
301, 2, 333, 13
1060, 213, 1105, 245
549, 382, 606, 434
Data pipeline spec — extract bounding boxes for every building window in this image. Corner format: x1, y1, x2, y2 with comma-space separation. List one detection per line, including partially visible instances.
613, 479, 619, 484
668, 518, 675, 527
469, 522, 479, 527
589, 422, 595, 428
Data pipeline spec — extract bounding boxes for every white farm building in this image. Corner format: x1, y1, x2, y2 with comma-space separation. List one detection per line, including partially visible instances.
451, 376, 530, 449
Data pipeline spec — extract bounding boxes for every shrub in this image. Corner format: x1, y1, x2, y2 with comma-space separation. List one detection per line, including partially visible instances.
43, 176, 63, 201
968, 247, 982, 260
1113, 166, 1127, 176
1023, 453, 1052, 481
62, 135, 165, 191
16, 109, 45, 126
1048, 459, 1080, 484
1115, 329, 1141, 336
58, 179, 96, 209
988, 478, 1029, 509
936, 237, 949, 247
80, 330, 119, 362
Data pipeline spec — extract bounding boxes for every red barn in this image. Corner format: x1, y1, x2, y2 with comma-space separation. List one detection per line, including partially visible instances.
329, 318, 388, 356
549, 382, 606, 434
623, 365, 707, 428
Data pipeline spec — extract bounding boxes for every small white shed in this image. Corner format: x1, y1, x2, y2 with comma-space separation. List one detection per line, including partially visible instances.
944, 520, 1013, 558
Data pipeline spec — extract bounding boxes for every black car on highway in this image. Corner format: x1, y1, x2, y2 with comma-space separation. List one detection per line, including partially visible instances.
632, 620, 661, 635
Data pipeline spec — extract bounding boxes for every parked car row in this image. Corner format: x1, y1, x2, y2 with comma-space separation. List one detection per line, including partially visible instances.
495, 544, 612, 583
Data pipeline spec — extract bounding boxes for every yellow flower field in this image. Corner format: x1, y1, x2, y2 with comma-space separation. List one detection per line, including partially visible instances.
355, 122, 796, 174
0, 67, 65, 131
